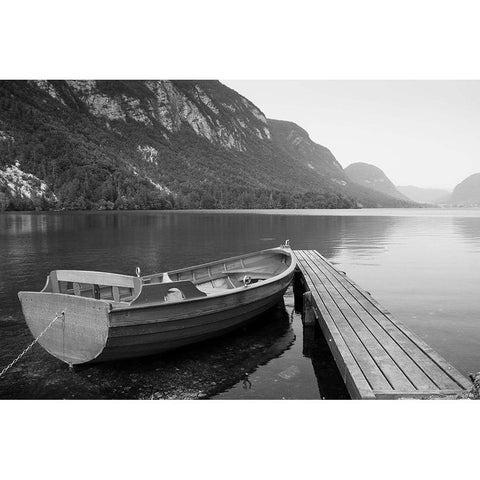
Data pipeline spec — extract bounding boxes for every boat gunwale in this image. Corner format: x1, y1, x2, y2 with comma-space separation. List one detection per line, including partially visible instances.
163, 246, 289, 276
111, 247, 296, 312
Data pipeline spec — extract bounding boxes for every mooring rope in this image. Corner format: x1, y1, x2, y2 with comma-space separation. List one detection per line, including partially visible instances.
0, 311, 64, 378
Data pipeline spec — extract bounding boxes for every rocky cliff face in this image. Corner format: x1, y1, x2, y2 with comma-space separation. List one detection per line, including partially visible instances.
345, 162, 409, 201
449, 173, 480, 205
61, 80, 271, 151
0, 80, 415, 210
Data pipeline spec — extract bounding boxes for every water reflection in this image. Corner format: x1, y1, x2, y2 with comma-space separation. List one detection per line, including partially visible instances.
328, 214, 480, 374
454, 216, 480, 252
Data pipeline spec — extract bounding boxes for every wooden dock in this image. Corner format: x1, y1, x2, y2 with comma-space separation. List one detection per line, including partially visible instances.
293, 250, 472, 399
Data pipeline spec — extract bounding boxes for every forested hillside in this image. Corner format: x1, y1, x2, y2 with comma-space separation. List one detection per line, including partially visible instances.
0, 80, 415, 211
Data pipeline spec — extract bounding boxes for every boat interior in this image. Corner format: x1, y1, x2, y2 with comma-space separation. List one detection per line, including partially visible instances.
41, 249, 292, 305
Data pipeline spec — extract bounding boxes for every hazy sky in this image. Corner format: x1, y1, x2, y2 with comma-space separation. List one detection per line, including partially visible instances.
224, 81, 480, 190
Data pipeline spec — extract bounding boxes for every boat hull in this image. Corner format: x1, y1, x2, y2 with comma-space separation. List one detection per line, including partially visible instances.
18, 247, 296, 365
97, 279, 291, 362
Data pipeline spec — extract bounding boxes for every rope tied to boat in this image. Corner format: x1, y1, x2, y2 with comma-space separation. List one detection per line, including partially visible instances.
0, 311, 64, 379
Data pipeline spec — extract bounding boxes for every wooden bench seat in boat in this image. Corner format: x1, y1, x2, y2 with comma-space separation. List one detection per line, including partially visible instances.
48, 269, 258, 305
130, 280, 207, 306
48, 270, 141, 303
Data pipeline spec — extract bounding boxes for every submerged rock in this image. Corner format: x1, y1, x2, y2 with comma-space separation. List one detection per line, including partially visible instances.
458, 372, 480, 399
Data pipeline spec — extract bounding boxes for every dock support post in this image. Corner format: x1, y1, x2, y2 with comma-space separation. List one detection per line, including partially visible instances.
302, 322, 316, 358
302, 291, 316, 326
293, 267, 304, 313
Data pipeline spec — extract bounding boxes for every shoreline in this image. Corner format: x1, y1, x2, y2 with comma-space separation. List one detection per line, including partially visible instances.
2, 206, 480, 218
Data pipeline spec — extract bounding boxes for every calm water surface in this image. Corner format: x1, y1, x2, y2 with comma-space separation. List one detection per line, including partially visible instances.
1, 209, 479, 398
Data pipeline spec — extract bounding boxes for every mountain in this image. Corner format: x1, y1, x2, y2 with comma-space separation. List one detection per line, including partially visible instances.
0, 80, 415, 211
344, 162, 409, 201
267, 120, 415, 207
449, 173, 480, 206
267, 119, 345, 179
397, 185, 450, 204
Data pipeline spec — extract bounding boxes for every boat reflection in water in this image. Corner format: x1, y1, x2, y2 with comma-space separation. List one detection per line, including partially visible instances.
212, 288, 349, 400
71, 298, 299, 400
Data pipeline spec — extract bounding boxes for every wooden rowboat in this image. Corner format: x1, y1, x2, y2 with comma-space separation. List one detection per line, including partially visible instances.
18, 245, 296, 365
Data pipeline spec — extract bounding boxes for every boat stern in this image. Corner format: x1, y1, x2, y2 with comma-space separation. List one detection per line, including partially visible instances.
18, 292, 110, 365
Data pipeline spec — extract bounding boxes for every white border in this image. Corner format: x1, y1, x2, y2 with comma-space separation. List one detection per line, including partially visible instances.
1, 0, 480, 79
1, 0, 479, 478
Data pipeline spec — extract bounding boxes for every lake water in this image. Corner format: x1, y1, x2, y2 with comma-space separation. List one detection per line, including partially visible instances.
0, 209, 479, 398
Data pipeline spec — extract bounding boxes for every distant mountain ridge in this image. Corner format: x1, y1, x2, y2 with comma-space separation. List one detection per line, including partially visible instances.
0, 80, 416, 211
344, 162, 409, 201
449, 173, 480, 205
397, 185, 450, 204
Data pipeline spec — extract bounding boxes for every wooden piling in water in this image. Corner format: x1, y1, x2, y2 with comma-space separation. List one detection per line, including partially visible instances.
293, 267, 304, 313
302, 291, 316, 326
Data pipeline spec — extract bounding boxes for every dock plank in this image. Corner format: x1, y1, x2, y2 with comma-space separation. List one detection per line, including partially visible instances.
298, 267, 378, 398
297, 251, 397, 391
309, 251, 463, 391
302, 250, 442, 391
293, 249, 471, 399
301, 250, 436, 391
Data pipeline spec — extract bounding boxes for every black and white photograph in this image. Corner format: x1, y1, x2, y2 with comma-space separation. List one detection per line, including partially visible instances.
1, 1, 478, 479
1, 79, 479, 401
